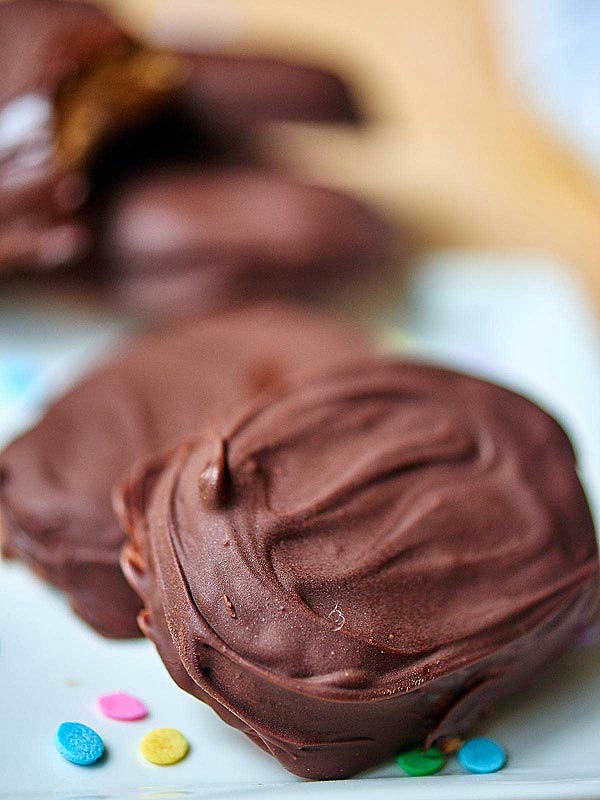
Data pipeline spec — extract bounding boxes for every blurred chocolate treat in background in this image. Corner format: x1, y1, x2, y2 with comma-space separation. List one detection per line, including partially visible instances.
183, 54, 359, 128
0, 0, 189, 270
0, 301, 373, 637
98, 167, 389, 316
0, 0, 392, 317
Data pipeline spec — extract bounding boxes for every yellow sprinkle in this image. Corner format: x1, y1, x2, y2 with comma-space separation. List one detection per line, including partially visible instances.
140, 728, 189, 765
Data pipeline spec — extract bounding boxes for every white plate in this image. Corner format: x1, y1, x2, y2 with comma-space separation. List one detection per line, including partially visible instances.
1, 256, 600, 799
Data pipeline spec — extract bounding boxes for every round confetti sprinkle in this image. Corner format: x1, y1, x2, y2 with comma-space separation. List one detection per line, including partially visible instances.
458, 737, 506, 774
55, 722, 104, 766
1, 357, 38, 395
140, 727, 189, 765
97, 692, 148, 721
396, 746, 445, 776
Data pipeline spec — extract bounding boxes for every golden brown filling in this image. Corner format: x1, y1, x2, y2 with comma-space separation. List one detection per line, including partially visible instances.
54, 48, 189, 169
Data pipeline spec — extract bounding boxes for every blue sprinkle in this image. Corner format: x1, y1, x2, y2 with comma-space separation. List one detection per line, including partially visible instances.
458, 737, 506, 774
55, 722, 104, 766
0, 357, 42, 400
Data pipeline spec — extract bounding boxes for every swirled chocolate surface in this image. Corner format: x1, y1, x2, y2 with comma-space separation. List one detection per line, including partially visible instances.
0, 302, 371, 637
117, 358, 598, 779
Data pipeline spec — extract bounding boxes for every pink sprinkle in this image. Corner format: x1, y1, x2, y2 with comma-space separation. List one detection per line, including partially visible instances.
97, 692, 148, 721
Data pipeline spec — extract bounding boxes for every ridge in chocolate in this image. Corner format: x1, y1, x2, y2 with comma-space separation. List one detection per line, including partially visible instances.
0, 303, 372, 637
116, 358, 599, 779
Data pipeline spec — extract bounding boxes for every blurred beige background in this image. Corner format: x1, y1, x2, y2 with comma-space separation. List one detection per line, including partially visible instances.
103, 0, 600, 310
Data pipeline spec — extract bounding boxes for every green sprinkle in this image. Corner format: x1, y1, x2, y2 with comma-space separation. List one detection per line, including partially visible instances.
396, 746, 445, 776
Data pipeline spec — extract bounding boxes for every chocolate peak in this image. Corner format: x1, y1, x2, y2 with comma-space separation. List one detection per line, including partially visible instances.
198, 437, 230, 509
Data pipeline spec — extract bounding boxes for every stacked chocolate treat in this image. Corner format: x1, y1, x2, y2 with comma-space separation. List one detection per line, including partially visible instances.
0, 0, 389, 314
0, 0, 597, 781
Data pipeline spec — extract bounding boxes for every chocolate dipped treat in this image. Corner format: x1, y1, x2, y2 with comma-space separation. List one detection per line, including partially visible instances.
0, 303, 372, 637
0, 0, 188, 269
116, 359, 598, 779
100, 167, 389, 315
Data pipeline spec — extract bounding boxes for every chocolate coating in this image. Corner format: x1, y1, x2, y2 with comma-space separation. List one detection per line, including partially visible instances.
0, 1, 126, 104
184, 55, 359, 127
117, 359, 598, 779
100, 167, 389, 314
0, 0, 129, 268
0, 0, 191, 269
0, 303, 372, 637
